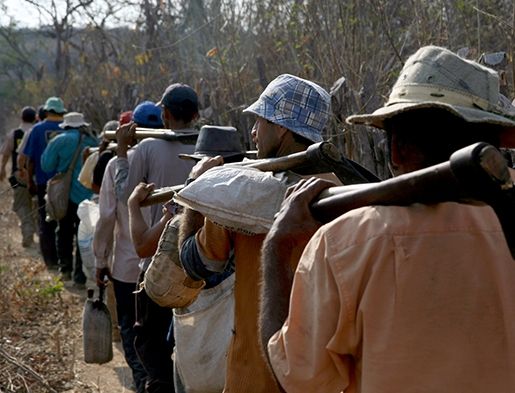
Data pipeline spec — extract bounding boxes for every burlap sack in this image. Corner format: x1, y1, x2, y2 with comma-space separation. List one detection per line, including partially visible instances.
45, 171, 72, 221
174, 166, 291, 234
143, 215, 205, 308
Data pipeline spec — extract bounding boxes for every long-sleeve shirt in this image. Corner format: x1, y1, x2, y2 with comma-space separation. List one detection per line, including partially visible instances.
93, 153, 141, 283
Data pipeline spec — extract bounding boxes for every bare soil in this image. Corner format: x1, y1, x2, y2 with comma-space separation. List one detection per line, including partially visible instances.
0, 184, 134, 393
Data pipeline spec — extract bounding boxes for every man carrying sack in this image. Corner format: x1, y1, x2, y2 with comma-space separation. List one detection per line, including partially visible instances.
178, 74, 332, 393
259, 46, 515, 392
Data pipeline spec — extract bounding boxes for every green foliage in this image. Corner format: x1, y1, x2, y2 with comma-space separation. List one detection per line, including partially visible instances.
37, 276, 65, 297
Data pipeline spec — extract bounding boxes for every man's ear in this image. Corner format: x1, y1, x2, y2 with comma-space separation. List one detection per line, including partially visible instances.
162, 107, 172, 122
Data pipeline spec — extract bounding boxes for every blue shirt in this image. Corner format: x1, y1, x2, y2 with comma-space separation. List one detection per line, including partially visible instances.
41, 129, 98, 205
22, 119, 63, 185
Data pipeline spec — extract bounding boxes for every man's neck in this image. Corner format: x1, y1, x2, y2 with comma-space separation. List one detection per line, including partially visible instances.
168, 120, 193, 131
45, 114, 63, 122
275, 134, 310, 158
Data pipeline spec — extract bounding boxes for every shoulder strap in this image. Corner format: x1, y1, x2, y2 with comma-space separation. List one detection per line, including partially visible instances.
66, 132, 85, 174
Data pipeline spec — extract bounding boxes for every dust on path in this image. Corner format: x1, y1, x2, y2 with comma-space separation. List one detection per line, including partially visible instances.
0, 184, 134, 392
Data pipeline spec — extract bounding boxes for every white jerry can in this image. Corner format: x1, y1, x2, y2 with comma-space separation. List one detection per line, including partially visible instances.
82, 287, 113, 364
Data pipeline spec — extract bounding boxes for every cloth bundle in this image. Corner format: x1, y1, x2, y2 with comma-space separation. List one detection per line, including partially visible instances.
174, 166, 293, 234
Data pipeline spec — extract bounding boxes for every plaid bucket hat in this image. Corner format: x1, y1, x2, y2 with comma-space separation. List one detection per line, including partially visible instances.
243, 74, 331, 142
347, 46, 515, 129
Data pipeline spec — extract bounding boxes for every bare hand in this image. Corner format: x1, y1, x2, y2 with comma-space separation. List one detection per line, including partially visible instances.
189, 155, 224, 179
269, 177, 335, 249
128, 182, 155, 206
116, 122, 136, 155
96, 267, 112, 288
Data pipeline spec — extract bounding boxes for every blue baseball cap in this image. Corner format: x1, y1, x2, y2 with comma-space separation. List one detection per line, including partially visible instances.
133, 101, 164, 128
243, 74, 331, 142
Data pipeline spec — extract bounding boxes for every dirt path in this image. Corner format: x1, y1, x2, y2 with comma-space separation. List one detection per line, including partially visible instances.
0, 184, 134, 392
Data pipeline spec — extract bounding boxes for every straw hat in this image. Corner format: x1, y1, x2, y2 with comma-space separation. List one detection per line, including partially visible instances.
347, 46, 515, 130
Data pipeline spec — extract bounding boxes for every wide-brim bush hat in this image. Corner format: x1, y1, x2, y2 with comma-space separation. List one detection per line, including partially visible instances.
44, 96, 66, 114
133, 101, 164, 128
59, 112, 90, 129
179, 125, 249, 161
243, 74, 331, 143
347, 46, 515, 129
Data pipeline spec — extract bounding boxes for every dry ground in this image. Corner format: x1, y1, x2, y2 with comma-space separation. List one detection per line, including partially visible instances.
0, 184, 135, 393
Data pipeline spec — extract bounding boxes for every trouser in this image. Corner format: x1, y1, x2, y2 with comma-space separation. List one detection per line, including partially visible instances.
12, 185, 36, 245
36, 184, 58, 266
57, 199, 86, 284
112, 278, 147, 393
134, 275, 175, 393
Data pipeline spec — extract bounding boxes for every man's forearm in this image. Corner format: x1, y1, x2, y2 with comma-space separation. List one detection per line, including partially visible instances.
128, 198, 169, 258
259, 230, 295, 367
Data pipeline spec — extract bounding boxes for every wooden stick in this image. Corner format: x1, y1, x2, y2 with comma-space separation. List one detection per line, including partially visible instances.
103, 128, 199, 142
0, 346, 58, 393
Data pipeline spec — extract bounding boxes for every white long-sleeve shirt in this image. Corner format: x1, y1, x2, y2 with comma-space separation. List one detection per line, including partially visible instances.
93, 151, 141, 283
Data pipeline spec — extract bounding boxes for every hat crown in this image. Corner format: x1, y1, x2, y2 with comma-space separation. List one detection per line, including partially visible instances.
346, 45, 515, 129
60, 112, 88, 128
243, 74, 331, 143
133, 101, 163, 128
44, 96, 66, 113
194, 125, 244, 155
387, 46, 501, 113
158, 83, 199, 110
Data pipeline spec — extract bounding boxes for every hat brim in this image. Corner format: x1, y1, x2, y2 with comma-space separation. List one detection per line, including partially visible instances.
243, 100, 324, 143
59, 122, 90, 129
346, 101, 515, 130
242, 100, 262, 116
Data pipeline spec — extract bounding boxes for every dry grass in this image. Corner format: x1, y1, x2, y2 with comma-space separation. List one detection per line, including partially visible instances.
0, 187, 130, 392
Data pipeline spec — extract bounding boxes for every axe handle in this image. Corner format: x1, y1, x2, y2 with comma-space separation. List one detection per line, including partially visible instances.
225, 142, 338, 173
312, 160, 458, 222
311, 143, 515, 259
140, 185, 183, 207
103, 129, 199, 142
141, 142, 335, 206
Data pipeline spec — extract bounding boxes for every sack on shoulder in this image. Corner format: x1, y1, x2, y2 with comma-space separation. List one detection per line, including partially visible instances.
143, 215, 205, 308
45, 171, 72, 222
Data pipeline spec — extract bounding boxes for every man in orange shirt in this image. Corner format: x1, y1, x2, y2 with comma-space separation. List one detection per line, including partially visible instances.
179, 74, 332, 392
260, 46, 515, 392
